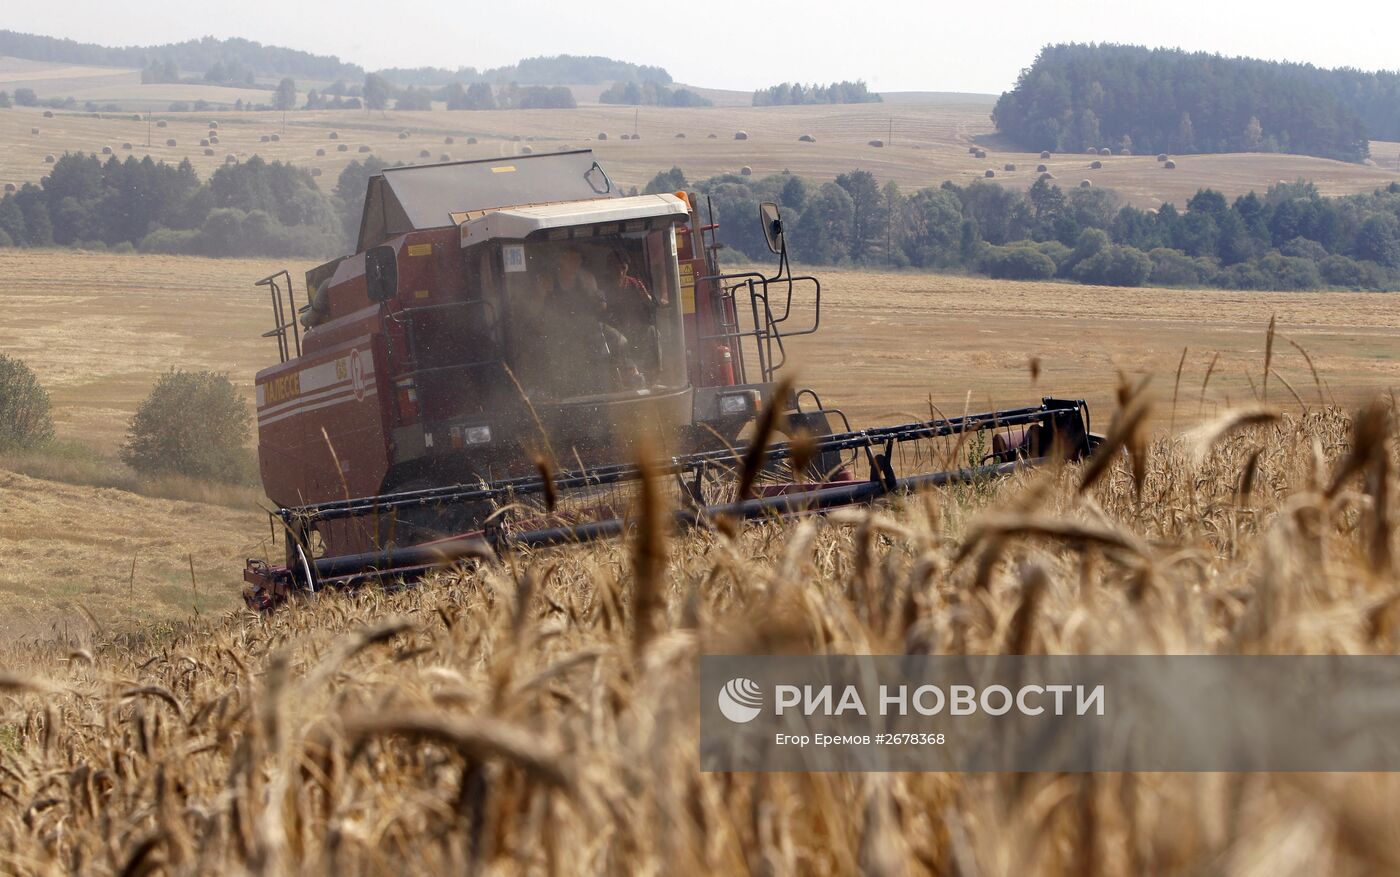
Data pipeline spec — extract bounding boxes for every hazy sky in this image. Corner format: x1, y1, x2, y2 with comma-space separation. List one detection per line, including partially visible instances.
7, 0, 1398, 93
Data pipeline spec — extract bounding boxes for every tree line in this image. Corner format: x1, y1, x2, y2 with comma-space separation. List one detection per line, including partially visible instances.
752, 81, 882, 107
652, 166, 1400, 290
993, 44, 1388, 162
0, 30, 674, 94
0, 153, 343, 258
0, 31, 362, 81
600, 81, 711, 107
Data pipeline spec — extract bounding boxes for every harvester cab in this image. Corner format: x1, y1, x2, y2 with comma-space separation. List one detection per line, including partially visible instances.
244, 151, 1099, 608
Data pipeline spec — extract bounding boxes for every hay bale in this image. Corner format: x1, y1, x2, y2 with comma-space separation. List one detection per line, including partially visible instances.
974, 149, 987, 159
799, 134, 816, 143
260, 135, 270, 143
419, 149, 431, 157
1036, 164, 1048, 172
597, 132, 608, 140
209, 136, 219, 144
1119, 147, 1131, 155
740, 166, 752, 176
1098, 147, 1111, 156
42, 110, 53, 118
270, 133, 280, 142
1156, 153, 1169, 162
985, 169, 996, 178
707, 133, 717, 138
43, 154, 55, 164
1040, 150, 1052, 159
510, 135, 522, 142
734, 130, 748, 140
869, 139, 885, 147
203, 148, 215, 156
675, 132, 686, 138
445, 136, 454, 144
208, 121, 218, 129
337, 144, 349, 152
3, 183, 15, 193
1079, 179, 1092, 188
398, 131, 409, 139
969, 146, 979, 154
1164, 159, 1177, 169
166, 138, 177, 147
132, 114, 143, 121
1090, 160, 1102, 169
1086, 147, 1097, 154
466, 136, 478, 144
520, 145, 533, 154
358, 145, 371, 153
101, 145, 113, 155
440, 153, 451, 161
316, 148, 326, 156
225, 154, 237, 163
1003, 163, 1016, 171
200, 138, 209, 146
619, 133, 630, 140
310, 168, 321, 177
30, 127, 39, 135
156, 120, 167, 128
329, 131, 339, 140
121, 142, 133, 150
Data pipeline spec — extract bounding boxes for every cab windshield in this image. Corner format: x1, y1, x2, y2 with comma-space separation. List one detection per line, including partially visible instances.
493, 226, 686, 401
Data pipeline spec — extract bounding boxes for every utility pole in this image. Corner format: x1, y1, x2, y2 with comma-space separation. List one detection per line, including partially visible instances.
146, 113, 151, 148
633, 107, 639, 138
888, 116, 893, 147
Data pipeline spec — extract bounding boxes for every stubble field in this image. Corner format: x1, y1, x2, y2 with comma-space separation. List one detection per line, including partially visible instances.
4, 91, 1400, 208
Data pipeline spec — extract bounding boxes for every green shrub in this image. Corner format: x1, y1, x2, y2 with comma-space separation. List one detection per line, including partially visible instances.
1319, 255, 1387, 289
121, 370, 252, 483
984, 245, 1056, 280
1073, 244, 1151, 286
1256, 253, 1322, 290
0, 354, 54, 451
1148, 247, 1206, 286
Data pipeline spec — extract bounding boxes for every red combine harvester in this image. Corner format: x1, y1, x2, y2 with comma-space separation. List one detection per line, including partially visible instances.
244, 150, 1098, 608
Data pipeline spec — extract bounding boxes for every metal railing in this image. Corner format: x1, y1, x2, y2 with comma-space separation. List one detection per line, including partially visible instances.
256, 270, 301, 363
698, 270, 821, 383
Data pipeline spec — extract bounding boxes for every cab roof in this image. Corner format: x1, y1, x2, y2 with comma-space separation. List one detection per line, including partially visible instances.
356, 149, 616, 251
458, 194, 689, 248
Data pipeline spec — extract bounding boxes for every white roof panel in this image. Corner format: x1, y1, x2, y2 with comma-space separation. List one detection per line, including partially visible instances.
460, 193, 688, 248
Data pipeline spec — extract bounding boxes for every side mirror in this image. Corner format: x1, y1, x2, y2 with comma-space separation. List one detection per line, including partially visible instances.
366, 245, 398, 303
759, 201, 784, 254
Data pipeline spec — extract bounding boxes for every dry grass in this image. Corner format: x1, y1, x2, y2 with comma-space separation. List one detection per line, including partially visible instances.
2, 91, 1398, 206
0, 398, 1396, 874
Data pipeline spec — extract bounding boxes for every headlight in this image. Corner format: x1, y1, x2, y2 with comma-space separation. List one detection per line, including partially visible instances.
464, 425, 492, 445
720, 392, 755, 415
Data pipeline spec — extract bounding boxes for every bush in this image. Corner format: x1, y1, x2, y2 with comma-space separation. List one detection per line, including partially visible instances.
1148, 247, 1206, 286
121, 370, 252, 483
0, 354, 54, 451
1319, 254, 1387, 289
1256, 253, 1322, 290
1034, 240, 1071, 270
984, 245, 1056, 280
1073, 244, 1152, 286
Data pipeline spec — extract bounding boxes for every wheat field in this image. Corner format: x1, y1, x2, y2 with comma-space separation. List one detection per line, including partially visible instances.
0, 244, 1398, 874
0, 394, 1397, 875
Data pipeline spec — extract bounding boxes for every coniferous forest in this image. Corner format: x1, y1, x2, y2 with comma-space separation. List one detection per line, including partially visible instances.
992, 44, 1400, 162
